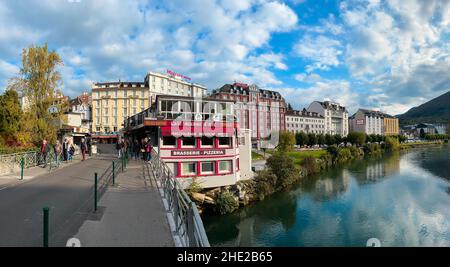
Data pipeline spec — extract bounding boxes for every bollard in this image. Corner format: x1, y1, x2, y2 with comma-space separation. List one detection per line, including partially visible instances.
112, 161, 115, 185
121, 156, 124, 172
43, 207, 49, 247
20, 158, 24, 180
94, 173, 98, 212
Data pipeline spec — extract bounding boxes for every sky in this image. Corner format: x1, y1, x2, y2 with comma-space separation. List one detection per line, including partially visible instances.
0, 0, 449, 115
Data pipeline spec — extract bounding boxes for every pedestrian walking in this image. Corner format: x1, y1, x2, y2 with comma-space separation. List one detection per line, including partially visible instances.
41, 139, 50, 168
134, 139, 140, 160
116, 140, 123, 159
54, 140, 62, 167
68, 142, 75, 161
62, 138, 69, 162
80, 138, 87, 161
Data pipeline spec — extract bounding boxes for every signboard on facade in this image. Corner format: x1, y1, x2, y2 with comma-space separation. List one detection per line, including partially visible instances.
166, 70, 191, 81
171, 150, 226, 157
356, 119, 364, 125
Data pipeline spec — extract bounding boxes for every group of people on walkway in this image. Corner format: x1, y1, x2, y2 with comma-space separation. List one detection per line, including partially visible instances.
40, 137, 89, 168
116, 137, 153, 162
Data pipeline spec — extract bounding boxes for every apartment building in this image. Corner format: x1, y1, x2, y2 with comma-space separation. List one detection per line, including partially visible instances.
210, 82, 287, 148
285, 109, 325, 134
307, 101, 349, 136
91, 81, 150, 143
349, 109, 399, 136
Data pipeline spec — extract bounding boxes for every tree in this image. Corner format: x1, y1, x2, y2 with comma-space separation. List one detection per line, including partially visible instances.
317, 134, 326, 146
334, 134, 343, 145
325, 134, 335, 146
295, 132, 308, 147
278, 131, 296, 152
347, 132, 366, 146
266, 151, 298, 189
446, 124, 450, 135
307, 133, 318, 146
0, 89, 23, 143
8, 44, 66, 145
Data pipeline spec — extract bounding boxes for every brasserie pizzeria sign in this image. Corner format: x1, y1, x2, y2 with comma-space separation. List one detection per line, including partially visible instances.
171, 150, 226, 156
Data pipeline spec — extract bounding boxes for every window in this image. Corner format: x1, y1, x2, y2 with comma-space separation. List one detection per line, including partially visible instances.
113, 127, 118, 132
182, 137, 196, 147
218, 161, 232, 173
218, 137, 231, 147
201, 162, 214, 174
124, 90, 128, 97
96, 127, 100, 132
181, 162, 196, 176
201, 137, 214, 147
162, 136, 176, 146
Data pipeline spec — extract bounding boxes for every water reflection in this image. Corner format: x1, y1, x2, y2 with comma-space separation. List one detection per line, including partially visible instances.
204, 146, 450, 247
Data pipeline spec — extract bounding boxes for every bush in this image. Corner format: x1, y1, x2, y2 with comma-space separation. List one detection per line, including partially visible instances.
348, 146, 363, 157
363, 143, 382, 155
385, 136, 399, 151
186, 177, 202, 195
266, 151, 299, 189
253, 170, 278, 200
337, 148, 352, 162
302, 156, 320, 175
214, 190, 239, 215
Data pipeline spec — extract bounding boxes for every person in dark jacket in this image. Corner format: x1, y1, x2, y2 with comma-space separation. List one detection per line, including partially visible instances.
80, 138, 87, 161
62, 138, 69, 162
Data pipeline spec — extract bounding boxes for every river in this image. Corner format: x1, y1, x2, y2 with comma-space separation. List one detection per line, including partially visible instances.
203, 145, 450, 247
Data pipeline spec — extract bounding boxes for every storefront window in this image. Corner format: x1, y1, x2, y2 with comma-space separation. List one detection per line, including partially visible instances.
182, 137, 196, 147
201, 162, 214, 174
218, 137, 231, 147
219, 161, 232, 173
162, 136, 176, 146
182, 162, 196, 176
201, 137, 214, 147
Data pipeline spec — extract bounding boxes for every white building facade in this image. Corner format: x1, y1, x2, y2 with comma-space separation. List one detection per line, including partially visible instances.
349, 109, 384, 135
307, 101, 349, 136
285, 109, 325, 134
145, 71, 207, 104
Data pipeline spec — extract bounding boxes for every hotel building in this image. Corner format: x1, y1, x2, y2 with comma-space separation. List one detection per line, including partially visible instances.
349, 108, 399, 136
210, 83, 287, 148
285, 109, 325, 134
307, 101, 349, 136
91, 71, 208, 143
124, 95, 253, 189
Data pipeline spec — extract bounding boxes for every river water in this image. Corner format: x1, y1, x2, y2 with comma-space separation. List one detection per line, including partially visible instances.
203, 145, 450, 247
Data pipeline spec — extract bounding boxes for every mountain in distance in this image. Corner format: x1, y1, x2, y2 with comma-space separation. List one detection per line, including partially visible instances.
397, 91, 450, 125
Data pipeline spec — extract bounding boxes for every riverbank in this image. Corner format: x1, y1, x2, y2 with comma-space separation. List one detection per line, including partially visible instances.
191, 140, 447, 216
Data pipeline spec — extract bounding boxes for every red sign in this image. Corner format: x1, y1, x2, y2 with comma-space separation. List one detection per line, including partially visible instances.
233, 82, 249, 88
167, 70, 191, 81
171, 150, 226, 157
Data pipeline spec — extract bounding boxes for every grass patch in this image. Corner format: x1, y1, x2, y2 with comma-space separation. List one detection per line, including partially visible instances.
252, 151, 264, 161
286, 150, 327, 166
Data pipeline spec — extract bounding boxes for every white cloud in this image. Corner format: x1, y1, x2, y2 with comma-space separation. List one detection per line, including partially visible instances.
294, 35, 342, 72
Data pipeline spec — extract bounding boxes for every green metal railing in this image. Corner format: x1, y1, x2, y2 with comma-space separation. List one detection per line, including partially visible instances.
147, 150, 210, 247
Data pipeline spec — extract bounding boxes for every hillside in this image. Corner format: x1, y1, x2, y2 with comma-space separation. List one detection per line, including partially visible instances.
398, 91, 450, 125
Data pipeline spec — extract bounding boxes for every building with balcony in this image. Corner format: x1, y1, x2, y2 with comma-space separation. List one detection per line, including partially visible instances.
349, 109, 399, 136
285, 109, 325, 134
210, 83, 286, 149
124, 95, 253, 189
307, 101, 348, 136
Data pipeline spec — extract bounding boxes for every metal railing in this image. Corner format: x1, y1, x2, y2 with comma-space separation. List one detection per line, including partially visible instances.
0, 151, 40, 176
147, 150, 210, 247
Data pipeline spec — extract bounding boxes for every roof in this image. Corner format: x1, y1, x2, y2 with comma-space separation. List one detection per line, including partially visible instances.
314, 101, 347, 112
212, 83, 285, 101
286, 109, 324, 118
355, 108, 396, 118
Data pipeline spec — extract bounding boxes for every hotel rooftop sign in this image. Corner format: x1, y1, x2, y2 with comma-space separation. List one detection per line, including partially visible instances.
167, 70, 191, 81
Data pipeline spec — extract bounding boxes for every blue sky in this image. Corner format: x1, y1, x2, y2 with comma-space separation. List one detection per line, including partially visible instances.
0, 0, 449, 115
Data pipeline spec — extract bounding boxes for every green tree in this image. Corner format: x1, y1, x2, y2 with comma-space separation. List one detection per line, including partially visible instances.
385, 136, 400, 151
307, 133, 318, 146
334, 134, 343, 145
295, 132, 308, 147
325, 134, 335, 146
446, 124, 450, 135
317, 134, 326, 146
8, 44, 66, 145
347, 132, 366, 146
278, 131, 296, 152
0, 89, 23, 143
266, 151, 298, 189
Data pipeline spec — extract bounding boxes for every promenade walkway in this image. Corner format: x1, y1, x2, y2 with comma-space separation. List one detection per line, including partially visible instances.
73, 161, 174, 247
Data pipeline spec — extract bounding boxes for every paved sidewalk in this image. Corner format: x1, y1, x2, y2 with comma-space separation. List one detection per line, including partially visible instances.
74, 161, 174, 247
0, 156, 89, 189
